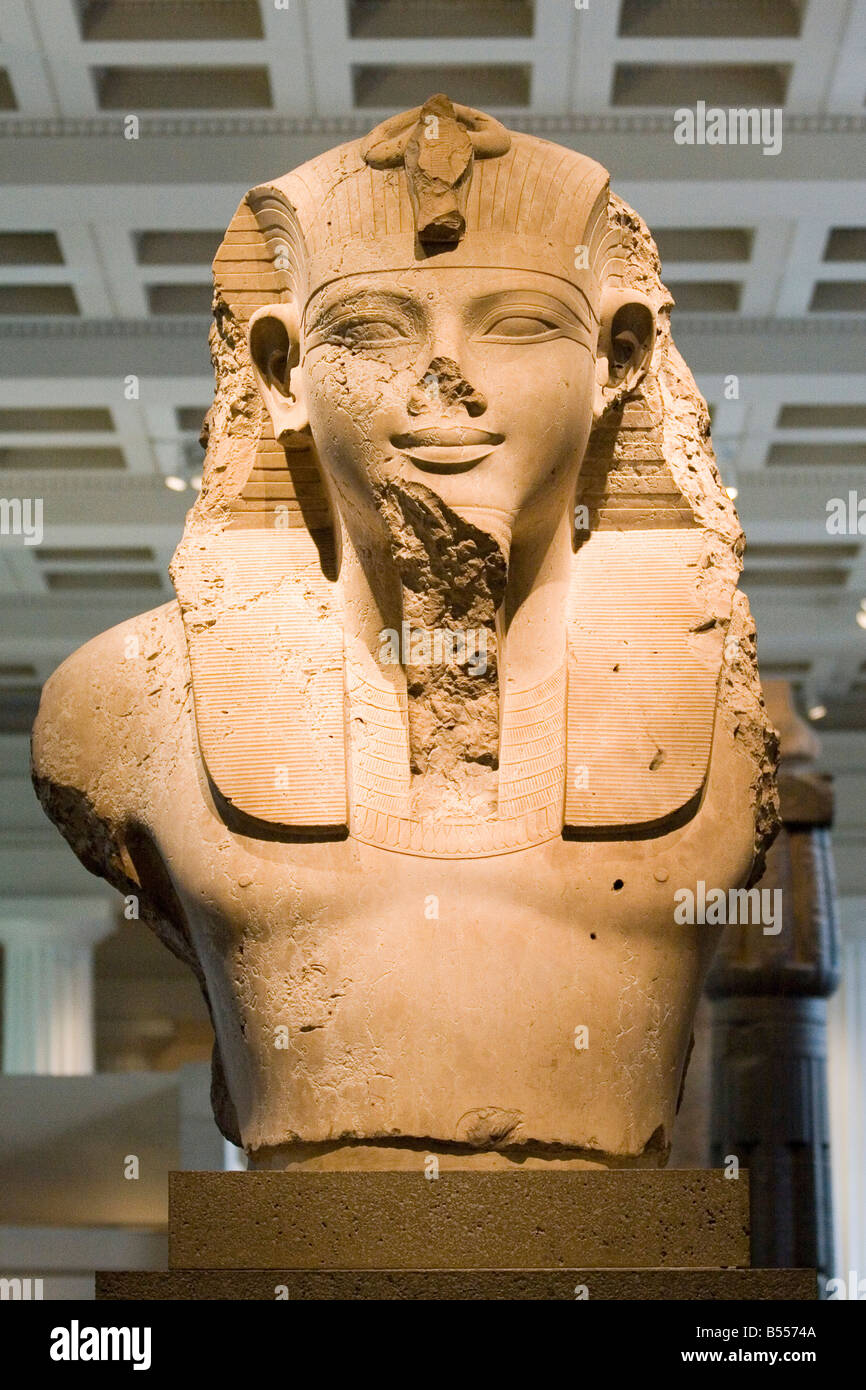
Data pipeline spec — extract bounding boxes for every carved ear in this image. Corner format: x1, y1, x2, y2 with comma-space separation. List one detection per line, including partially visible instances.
593, 289, 656, 418
247, 302, 309, 440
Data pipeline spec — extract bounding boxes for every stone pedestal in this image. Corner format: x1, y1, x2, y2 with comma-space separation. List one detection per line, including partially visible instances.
0, 896, 114, 1074
96, 1170, 816, 1300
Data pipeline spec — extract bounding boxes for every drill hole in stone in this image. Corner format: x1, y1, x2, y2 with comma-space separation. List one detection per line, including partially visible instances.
613, 879, 624, 891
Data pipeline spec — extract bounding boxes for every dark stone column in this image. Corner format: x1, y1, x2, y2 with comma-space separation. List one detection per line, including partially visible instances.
706, 683, 840, 1285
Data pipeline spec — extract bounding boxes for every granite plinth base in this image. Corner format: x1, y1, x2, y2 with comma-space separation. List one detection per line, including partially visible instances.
96, 1169, 815, 1302
168, 1170, 751, 1270
97, 1267, 816, 1301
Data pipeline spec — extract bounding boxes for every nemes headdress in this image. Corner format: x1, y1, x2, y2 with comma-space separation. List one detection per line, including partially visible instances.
246, 93, 620, 319
171, 97, 777, 867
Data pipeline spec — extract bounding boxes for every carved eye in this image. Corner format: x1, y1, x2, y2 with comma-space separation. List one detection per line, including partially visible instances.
481, 315, 560, 342
328, 317, 411, 348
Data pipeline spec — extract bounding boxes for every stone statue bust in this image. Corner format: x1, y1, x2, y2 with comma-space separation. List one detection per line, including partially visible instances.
32, 97, 778, 1171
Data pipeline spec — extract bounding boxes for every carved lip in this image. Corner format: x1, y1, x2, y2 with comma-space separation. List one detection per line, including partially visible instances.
391, 427, 504, 472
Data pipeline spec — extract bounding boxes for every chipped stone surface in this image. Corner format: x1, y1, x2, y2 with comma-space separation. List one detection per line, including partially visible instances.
377, 479, 505, 818
31, 99, 777, 1169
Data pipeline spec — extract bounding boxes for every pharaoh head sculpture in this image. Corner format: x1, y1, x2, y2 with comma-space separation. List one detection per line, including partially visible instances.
35, 98, 778, 1169
173, 94, 775, 859
242, 95, 642, 545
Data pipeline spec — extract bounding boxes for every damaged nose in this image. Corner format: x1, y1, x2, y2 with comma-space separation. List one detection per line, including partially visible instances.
408, 356, 488, 417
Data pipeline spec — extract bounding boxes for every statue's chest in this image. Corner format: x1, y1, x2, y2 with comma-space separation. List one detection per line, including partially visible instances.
151, 779, 737, 959
163, 808, 574, 946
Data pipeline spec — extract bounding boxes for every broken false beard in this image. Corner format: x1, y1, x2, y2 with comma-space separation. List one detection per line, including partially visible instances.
375, 480, 508, 821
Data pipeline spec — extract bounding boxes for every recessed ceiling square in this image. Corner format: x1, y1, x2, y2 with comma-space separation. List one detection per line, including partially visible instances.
95, 66, 272, 110
352, 63, 531, 108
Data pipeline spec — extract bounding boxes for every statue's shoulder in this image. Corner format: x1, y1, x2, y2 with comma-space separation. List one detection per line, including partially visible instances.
31, 600, 187, 841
